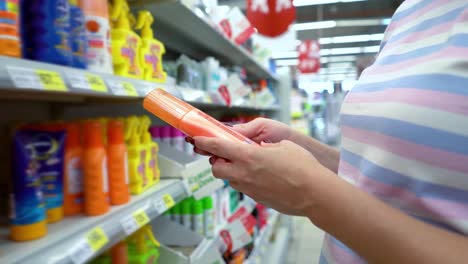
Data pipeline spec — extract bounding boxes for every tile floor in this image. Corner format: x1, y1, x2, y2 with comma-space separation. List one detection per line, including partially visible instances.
284, 217, 324, 264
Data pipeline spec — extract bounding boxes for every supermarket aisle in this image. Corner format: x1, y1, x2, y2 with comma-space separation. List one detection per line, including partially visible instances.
285, 217, 324, 264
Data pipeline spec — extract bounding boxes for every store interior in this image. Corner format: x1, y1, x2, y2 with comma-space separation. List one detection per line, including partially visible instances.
0, 0, 405, 264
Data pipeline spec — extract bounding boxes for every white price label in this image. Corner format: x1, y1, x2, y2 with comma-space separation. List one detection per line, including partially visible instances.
8, 66, 44, 89
153, 198, 167, 214
107, 80, 138, 96
67, 74, 91, 90
68, 238, 94, 264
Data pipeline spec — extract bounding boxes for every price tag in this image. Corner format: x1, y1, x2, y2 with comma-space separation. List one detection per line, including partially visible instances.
153, 194, 175, 214
121, 209, 150, 235
107, 80, 138, 96
68, 227, 108, 264
7, 67, 67, 91
67, 72, 108, 92
36, 70, 67, 91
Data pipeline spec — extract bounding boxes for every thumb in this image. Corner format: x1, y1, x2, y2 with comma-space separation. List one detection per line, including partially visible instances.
232, 118, 264, 139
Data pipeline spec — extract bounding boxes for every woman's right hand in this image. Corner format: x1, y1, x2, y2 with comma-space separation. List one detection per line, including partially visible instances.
232, 117, 295, 144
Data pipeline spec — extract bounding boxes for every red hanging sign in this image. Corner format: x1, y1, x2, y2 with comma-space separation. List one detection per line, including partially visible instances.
246, 0, 296, 37
298, 40, 321, 73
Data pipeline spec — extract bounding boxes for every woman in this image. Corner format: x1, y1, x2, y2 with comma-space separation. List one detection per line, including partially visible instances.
193, 0, 468, 263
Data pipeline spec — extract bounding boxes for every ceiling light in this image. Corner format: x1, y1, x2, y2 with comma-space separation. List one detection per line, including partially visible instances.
272, 45, 379, 59
275, 59, 298, 66
320, 56, 357, 63
292, 20, 337, 31
293, 18, 390, 31
293, 0, 366, 7
319, 33, 384, 44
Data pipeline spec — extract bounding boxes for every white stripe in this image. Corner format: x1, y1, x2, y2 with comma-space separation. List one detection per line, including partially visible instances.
450, 219, 468, 234
381, 20, 468, 56
390, 1, 466, 38
358, 57, 468, 84
341, 102, 468, 137
338, 170, 358, 186
394, 0, 425, 13
342, 137, 468, 192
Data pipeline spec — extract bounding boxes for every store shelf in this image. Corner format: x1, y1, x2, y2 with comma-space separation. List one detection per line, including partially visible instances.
245, 210, 280, 264
132, 1, 277, 81
0, 179, 189, 264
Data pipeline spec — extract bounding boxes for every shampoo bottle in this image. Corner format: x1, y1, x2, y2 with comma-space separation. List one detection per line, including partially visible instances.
192, 199, 204, 235
110, 0, 142, 78
203, 196, 215, 238
135, 10, 167, 83
79, 0, 113, 73
69, 0, 87, 68
107, 120, 130, 205
83, 121, 109, 216
64, 123, 83, 216
126, 116, 147, 194
0, 0, 21, 57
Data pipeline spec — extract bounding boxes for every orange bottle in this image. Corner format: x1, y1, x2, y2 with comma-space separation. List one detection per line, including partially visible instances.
64, 123, 84, 216
144, 88, 258, 145
111, 241, 128, 264
107, 120, 130, 205
83, 121, 109, 216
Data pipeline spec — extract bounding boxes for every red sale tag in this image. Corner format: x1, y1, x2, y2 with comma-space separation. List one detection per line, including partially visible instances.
247, 0, 296, 37
298, 40, 321, 73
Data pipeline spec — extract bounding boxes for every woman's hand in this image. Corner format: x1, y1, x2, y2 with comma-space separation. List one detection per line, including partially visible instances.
232, 117, 295, 144
193, 136, 332, 216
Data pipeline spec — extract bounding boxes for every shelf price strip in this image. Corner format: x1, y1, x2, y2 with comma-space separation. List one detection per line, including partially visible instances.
107, 80, 139, 97
67, 72, 108, 92
68, 227, 109, 264
121, 209, 150, 235
7, 66, 67, 91
153, 193, 175, 214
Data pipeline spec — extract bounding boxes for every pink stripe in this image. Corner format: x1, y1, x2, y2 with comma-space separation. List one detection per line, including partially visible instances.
387, 1, 448, 33
340, 161, 468, 219
345, 88, 468, 115
384, 20, 454, 51
341, 126, 468, 174
338, 161, 361, 182
370, 46, 467, 74
325, 235, 364, 264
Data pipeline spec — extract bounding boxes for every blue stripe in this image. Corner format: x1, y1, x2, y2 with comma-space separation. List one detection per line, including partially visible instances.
329, 235, 362, 258
377, 34, 468, 65
352, 74, 468, 96
387, 5, 467, 45
391, 0, 434, 22
341, 149, 468, 204
341, 114, 468, 155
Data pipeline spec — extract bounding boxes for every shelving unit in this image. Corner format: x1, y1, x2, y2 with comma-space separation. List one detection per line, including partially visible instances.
131, 0, 276, 81
0, 180, 189, 264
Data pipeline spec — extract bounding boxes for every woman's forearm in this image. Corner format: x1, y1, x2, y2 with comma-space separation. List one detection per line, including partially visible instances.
290, 131, 340, 173
307, 169, 468, 264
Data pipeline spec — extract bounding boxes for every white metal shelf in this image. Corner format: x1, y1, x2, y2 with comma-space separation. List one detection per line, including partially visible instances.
132, 1, 277, 81
0, 179, 189, 264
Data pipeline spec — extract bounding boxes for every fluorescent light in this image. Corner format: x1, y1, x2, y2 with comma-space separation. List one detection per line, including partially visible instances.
292, 20, 337, 31
273, 44, 379, 59
294, 0, 366, 7
326, 62, 353, 68
293, 18, 390, 31
321, 56, 357, 63
319, 33, 384, 44
272, 51, 298, 59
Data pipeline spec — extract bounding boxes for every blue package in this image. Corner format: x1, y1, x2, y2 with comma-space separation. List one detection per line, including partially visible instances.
12, 131, 47, 225
70, 3, 87, 69
21, 0, 73, 66
12, 130, 66, 225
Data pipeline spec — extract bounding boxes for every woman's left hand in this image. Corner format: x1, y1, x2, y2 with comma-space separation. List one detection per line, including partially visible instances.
193, 136, 332, 216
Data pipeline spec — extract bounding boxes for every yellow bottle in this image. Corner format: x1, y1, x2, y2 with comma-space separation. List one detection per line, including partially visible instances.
110, 0, 142, 79
135, 11, 167, 83
140, 116, 160, 187
125, 116, 147, 194
127, 225, 160, 264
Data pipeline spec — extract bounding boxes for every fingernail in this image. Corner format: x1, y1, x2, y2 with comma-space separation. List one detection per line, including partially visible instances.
223, 122, 233, 127
209, 157, 214, 165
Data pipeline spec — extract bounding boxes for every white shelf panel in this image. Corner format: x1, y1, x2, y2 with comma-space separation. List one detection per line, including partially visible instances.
132, 1, 277, 81
0, 179, 189, 264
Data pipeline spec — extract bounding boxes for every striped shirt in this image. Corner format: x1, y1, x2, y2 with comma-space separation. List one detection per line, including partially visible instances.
320, 1, 468, 263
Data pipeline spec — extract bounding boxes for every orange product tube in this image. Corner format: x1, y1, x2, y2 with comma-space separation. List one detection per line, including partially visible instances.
83, 121, 109, 216
111, 241, 128, 264
143, 88, 257, 145
107, 120, 130, 205
64, 123, 84, 216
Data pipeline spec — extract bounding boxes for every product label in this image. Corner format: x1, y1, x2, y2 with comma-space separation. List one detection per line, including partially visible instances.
124, 152, 129, 184
121, 209, 150, 235
70, 6, 87, 67
153, 193, 175, 214
67, 156, 83, 195
67, 72, 107, 92
194, 214, 204, 235
139, 150, 147, 187
54, 0, 72, 57
102, 157, 108, 193
8, 67, 68, 91
0, 0, 19, 41
121, 35, 141, 76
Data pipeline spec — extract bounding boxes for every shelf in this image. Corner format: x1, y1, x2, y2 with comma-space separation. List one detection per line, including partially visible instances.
0, 56, 277, 113
0, 179, 189, 264
132, 1, 277, 81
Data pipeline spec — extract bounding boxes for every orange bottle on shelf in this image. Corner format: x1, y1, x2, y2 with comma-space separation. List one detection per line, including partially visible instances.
111, 241, 128, 264
64, 123, 84, 216
107, 119, 130, 205
83, 121, 109, 216
143, 88, 258, 145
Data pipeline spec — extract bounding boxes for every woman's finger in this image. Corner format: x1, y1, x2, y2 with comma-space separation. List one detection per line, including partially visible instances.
194, 146, 212, 156
193, 136, 250, 161
211, 158, 236, 181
